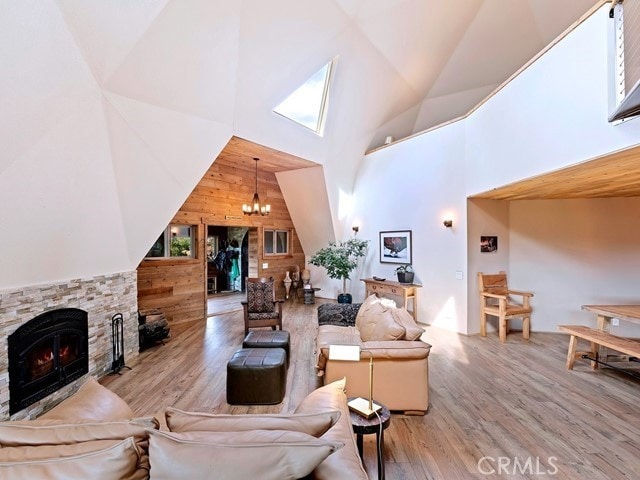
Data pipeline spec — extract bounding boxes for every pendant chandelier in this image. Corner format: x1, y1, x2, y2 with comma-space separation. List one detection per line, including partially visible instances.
242, 157, 270, 216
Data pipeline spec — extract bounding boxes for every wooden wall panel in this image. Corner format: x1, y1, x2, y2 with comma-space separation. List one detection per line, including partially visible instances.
137, 137, 312, 325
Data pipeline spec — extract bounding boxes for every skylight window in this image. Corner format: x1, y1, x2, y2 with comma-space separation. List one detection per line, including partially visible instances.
274, 60, 334, 135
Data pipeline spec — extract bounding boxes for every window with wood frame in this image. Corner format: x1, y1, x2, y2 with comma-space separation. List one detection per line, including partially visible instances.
263, 229, 289, 255
146, 225, 196, 259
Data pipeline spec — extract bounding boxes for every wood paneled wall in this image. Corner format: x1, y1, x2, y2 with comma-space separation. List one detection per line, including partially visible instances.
137, 138, 309, 324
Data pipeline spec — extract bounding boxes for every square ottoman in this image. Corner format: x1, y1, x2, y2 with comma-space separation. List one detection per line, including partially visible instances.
226, 348, 287, 405
242, 330, 290, 366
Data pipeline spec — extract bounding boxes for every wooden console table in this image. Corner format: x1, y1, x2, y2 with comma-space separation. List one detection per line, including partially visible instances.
361, 278, 421, 320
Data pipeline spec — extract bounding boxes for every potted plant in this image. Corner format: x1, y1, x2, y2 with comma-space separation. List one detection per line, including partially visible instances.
395, 264, 414, 284
309, 238, 369, 303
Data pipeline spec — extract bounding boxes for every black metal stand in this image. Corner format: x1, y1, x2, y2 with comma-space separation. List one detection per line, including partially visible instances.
580, 355, 640, 380
111, 313, 131, 375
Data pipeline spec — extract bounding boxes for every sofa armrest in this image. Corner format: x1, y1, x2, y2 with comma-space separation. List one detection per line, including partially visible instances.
319, 340, 430, 365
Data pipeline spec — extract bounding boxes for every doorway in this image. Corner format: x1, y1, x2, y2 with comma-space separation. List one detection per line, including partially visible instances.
206, 226, 252, 317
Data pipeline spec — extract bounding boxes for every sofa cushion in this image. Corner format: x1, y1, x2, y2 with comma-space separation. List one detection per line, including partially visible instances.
40, 377, 135, 421
165, 407, 340, 437
390, 307, 426, 341
356, 296, 406, 341
0, 437, 146, 480
0, 418, 156, 448
0, 439, 121, 462
148, 429, 341, 480
295, 378, 368, 480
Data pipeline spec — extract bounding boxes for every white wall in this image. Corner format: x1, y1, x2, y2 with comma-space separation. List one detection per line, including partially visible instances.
465, 6, 640, 195
276, 166, 335, 256
351, 5, 640, 335
349, 122, 468, 332
509, 198, 640, 337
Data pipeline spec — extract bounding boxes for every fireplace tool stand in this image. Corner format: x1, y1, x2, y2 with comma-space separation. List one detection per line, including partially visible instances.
111, 313, 131, 374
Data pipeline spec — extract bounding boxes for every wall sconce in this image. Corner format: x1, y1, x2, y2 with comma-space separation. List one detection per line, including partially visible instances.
352, 226, 359, 234
443, 219, 453, 228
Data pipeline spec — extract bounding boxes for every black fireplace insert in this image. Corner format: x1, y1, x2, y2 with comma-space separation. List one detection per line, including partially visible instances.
8, 308, 89, 415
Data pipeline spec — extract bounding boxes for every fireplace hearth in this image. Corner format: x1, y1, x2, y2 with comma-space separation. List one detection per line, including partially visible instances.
8, 308, 89, 415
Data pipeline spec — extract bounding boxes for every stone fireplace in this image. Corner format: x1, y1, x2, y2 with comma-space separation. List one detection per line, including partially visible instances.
8, 308, 89, 415
0, 271, 139, 420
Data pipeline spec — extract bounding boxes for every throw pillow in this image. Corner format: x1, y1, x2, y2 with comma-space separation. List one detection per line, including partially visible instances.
0, 439, 121, 462
40, 377, 135, 421
390, 307, 426, 341
247, 281, 275, 313
0, 418, 155, 448
0, 437, 145, 480
295, 379, 368, 480
165, 408, 340, 437
354, 294, 379, 330
357, 299, 406, 341
148, 429, 342, 480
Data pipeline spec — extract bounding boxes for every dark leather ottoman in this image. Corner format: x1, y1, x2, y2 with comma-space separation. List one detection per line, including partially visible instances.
242, 330, 290, 366
226, 348, 287, 405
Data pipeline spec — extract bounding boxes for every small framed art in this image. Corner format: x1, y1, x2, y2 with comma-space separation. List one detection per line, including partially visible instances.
480, 236, 498, 253
380, 230, 412, 264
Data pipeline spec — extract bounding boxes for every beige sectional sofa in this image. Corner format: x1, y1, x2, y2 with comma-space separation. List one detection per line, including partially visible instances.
0, 377, 367, 479
316, 295, 432, 414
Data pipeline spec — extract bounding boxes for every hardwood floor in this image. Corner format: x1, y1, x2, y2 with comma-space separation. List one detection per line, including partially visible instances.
101, 299, 640, 479
206, 291, 243, 317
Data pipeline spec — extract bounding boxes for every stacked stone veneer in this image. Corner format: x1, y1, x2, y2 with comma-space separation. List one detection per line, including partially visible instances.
0, 271, 139, 420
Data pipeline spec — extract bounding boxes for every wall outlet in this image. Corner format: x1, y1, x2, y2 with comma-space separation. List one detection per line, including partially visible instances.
455, 270, 464, 280
262, 262, 268, 269
611, 318, 620, 326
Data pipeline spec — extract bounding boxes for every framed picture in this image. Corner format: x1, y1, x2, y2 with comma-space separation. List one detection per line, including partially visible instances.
380, 230, 412, 264
480, 236, 498, 253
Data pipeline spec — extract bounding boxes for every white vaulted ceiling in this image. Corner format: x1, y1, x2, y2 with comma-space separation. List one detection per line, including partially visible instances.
0, 0, 598, 289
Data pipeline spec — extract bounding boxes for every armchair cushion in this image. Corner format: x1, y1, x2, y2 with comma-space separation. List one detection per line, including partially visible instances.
248, 311, 280, 320
246, 281, 276, 313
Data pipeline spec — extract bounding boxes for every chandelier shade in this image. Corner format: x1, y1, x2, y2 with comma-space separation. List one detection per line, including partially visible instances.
242, 157, 270, 216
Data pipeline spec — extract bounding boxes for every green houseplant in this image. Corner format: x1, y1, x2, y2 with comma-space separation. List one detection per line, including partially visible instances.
309, 238, 369, 303
395, 264, 414, 284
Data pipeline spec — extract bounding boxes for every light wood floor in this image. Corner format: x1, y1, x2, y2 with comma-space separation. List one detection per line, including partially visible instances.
206, 291, 243, 317
101, 299, 640, 480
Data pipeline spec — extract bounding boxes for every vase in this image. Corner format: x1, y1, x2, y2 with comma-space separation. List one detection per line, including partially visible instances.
337, 293, 352, 304
301, 269, 311, 286
283, 271, 292, 299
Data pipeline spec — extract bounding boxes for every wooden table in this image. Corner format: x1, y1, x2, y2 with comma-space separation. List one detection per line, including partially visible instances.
361, 278, 421, 320
581, 305, 640, 366
349, 398, 391, 480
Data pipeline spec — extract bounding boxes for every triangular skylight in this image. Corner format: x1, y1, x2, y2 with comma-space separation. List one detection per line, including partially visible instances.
274, 60, 334, 135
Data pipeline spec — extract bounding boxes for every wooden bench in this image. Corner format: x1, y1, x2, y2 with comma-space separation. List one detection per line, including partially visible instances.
558, 325, 640, 370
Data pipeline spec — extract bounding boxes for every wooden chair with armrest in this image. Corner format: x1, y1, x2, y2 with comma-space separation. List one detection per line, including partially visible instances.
478, 271, 533, 343
241, 277, 283, 335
